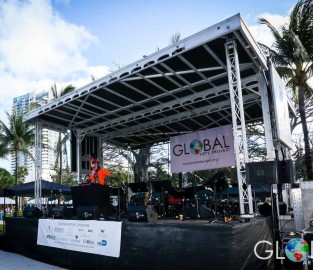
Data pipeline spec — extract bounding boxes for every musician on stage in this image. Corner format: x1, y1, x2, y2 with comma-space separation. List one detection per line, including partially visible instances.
89, 154, 110, 185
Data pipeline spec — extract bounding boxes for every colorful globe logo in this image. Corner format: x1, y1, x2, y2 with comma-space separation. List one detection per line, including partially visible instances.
285, 238, 309, 262
189, 139, 203, 155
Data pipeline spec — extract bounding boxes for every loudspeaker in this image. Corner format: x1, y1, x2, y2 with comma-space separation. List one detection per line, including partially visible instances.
23, 207, 43, 218
246, 161, 280, 184
258, 202, 272, 216
76, 206, 100, 220
246, 160, 294, 185
71, 132, 98, 172
280, 160, 294, 183
127, 205, 158, 222
279, 201, 287, 215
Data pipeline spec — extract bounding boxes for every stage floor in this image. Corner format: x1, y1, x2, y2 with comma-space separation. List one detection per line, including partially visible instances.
4, 217, 273, 270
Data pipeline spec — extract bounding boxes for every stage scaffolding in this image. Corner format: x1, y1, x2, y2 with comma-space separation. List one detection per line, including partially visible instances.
25, 14, 294, 218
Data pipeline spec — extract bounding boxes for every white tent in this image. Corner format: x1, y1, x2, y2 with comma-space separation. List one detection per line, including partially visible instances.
26, 198, 57, 205
0, 197, 15, 204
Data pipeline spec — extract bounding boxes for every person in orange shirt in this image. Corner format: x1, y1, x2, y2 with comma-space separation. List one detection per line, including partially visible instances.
89, 154, 110, 185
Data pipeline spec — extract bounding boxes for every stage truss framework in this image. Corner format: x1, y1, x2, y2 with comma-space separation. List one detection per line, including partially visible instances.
24, 14, 292, 217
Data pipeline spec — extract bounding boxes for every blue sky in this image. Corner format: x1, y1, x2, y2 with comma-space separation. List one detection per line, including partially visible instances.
0, 0, 299, 170
51, 0, 297, 68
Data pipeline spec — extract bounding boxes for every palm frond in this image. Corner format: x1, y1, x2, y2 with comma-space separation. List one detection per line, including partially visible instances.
259, 17, 282, 41
50, 83, 58, 99
61, 84, 75, 96
51, 83, 75, 100
170, 32, 181, 45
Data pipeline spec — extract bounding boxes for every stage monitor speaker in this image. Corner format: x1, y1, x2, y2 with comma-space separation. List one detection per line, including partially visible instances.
185, 205, 215, 219
76, 205, 100, 220
23, 207, 43, 218
127, 205, 158, 222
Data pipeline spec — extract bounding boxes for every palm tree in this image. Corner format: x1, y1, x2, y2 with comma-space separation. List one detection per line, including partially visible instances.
0, 111, 34, 215
259, 0, 313, 180
50, 83, 75, 184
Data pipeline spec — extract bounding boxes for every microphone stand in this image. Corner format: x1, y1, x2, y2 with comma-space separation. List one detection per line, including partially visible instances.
117, 181, 121, 219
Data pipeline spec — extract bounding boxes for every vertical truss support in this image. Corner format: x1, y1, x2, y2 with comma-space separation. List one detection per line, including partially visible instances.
98, 135, 103, 168
34, 120, 42, 209
75, 129, 82, 183
225, 40, 253, 217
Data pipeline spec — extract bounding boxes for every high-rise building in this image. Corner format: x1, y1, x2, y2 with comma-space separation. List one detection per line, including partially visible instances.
12, 90, 64, 183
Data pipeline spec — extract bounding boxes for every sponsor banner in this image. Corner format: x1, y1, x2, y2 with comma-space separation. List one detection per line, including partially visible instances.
170, 125, 235, 173
37, 219, 122, 258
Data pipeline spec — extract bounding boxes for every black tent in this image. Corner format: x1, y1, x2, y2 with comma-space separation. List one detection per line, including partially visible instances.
4, 180, 71, 197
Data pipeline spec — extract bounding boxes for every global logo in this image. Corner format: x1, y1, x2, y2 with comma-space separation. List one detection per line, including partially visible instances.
285, 238, 309, 262
189, 139, 203, 155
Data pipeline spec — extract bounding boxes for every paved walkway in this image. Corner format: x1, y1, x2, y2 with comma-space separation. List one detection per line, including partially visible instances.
0, 250, 67, 270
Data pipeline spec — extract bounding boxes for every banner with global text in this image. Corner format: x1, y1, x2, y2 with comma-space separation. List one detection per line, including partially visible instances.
170, 125, 235, 173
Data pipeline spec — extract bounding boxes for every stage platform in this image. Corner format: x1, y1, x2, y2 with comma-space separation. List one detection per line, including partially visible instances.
4, 217, 273, 270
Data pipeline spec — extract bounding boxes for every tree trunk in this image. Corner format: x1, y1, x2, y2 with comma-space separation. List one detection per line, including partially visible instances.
59, 133, 62, 184
298, 86, 313, 180
14, 151, 18, 217
133, 147, 150, 182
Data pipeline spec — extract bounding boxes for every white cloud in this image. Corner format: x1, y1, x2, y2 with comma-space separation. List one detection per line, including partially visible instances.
0, 0, 110, 116
249, 13, 289, 47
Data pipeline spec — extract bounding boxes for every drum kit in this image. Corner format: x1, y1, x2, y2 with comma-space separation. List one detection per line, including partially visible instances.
106, 172, 240, 221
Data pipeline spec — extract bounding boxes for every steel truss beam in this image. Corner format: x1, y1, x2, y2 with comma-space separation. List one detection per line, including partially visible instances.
225, 40, 253, 217
100, 93, 259, 141
73, 129, 83, 183
34, 120, 42, 209
81, 75, 259, 136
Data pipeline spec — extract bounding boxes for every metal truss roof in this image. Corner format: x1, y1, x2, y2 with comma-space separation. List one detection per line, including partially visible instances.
23, 14, 267, 149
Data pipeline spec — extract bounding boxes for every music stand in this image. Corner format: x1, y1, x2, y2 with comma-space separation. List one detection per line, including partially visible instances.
183, 185, 205, 219
128, 182, 149, 193
205, 172, 228, 221
110, 186, 126, 219
128, 182, 149, 207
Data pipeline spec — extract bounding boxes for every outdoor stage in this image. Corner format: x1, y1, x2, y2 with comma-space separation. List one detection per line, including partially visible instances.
4, 216, 273, 270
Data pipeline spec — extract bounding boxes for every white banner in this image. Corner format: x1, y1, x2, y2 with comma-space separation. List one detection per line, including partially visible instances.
270, 64, 293, 148
170, 125, 235, 173
37, 219, 122, 258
